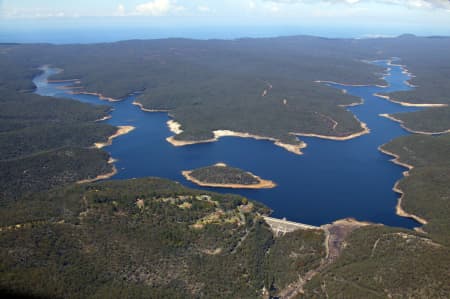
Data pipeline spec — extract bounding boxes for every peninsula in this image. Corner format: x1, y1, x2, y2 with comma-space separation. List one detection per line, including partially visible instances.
182, 163, 276, 189
93, 125, 135, 149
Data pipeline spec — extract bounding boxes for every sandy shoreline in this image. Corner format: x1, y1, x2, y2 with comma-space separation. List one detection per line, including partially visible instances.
44, 67, 120, 102
374, 93, 448, 107
182, 165, 276, 189
378, 146, 413, 174
167, 130, 307, 155
317, 58, 421, 93
76, 158, 118, 184
292, 120, 370, 141
393, 182, 428, 225
77, 125, 136, 184
339, 97, 364, 107
47, 78, 80, 83
132, 101, 170, 112
95, 115, 112, 122
314, 80, 388, 88
71, 91, 121, 102
165, 123, 370, 153
57, 86, 83, 91
130, 74, 376, 154
167, 120, 183, 134
43, 67, 119, 102
379, 113, 450, 135
386, 60, 418, 87
94, 126, 135, 149
378, 146, 428, 226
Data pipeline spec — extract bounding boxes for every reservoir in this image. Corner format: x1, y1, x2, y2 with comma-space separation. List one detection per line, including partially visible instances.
34, 61, 421, 228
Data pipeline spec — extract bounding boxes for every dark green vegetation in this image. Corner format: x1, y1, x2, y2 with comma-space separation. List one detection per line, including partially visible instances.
370, 35, 450, 133
0, 45, 118, 199
302, 225, 450, 298
1, 36, 450, 298
0, 37, 388, 148
375, 35, 450, 106
266, 229, 325, 294
390, 106, 450, 133
2, 36, 449, 144
0, 178, 327, 299
13, 35, 450, 143
301, 133, 450, 298
381, 133, 450, 245
187, 164, 263, 186
0, 147, 112, 200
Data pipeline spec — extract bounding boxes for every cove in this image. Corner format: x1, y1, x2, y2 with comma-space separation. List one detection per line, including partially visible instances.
34, 61, 422, 228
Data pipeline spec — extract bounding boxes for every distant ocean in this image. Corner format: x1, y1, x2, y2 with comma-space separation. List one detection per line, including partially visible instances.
1, 24, 448, 44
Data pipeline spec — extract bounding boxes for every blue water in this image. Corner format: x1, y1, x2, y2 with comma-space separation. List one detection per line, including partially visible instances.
2, 22, 450, 44
34, 61, 421, 228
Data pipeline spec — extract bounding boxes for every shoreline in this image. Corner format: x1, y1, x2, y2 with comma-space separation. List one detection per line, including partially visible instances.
44, 67, 121, 102
95, 115, 112, 122
167, 119, 183, 134
374, 93, 448, 107
378, 146, 413, 174
47, 78, 80, 83
182, 167, 277, 189
314, 80, 388, 88
339, 97, 365, 107
386, 60, 418, 88
378, 146, 428, 226
70, 91, 121, 102
292, 119, 370, 141
393, 182, 428, 225
166, 130, 307, 155
94, 125, 135, 149
132, 71, 378, 154
76, 158, 118, 184
321, 59, 415, 91
132, 100, 170, 112
165, 123, 370, 153
379, 113, 450, 135
57, 85, 83, 90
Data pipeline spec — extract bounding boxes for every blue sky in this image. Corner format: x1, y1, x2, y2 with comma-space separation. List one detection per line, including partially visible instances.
1, 0, 450, 41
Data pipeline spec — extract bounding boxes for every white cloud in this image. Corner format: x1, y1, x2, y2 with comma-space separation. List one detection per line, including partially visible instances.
270, 4, 281, 12
197, 5, 211, 12
1, 7, 67, 18
116, 4, 126, 16
135, 0, 184, 16
263, 2, 282, 12
249, 1, 257, 9
264, 0, 450, 9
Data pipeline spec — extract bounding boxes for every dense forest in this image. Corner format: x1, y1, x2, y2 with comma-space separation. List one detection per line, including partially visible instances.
0, 36, 449, 298
389, 107, 450, 134
184, 163, 272, 187
0, 37, 386, 149
381, 134, 450, 245
0, 46, 119, 199
2, 35, 448, 145
0, 178, 327, 298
